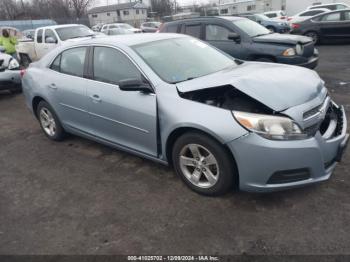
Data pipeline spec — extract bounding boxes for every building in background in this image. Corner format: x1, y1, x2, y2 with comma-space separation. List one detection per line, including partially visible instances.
87, 2, 148, 27
285, 0, 350, 15
217, 0, 286, 15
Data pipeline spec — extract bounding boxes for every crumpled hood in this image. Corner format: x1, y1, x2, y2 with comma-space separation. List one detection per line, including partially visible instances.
176, 62, 324, 112
253, 33, 312, 45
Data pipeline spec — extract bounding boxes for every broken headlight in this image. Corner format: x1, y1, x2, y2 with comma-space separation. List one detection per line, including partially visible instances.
8, 58, 20, 70
233, 111, 308, 140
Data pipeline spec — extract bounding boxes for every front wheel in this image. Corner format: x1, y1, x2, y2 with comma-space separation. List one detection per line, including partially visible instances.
172, 132, 237, 196
37, 101, 66, 141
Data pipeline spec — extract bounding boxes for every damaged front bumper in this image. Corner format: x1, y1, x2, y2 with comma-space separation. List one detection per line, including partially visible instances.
227, 104, 348, 193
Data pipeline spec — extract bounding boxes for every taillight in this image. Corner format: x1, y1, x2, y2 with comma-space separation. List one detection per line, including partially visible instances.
292, 23, 300, 29
20, 69, 26, 78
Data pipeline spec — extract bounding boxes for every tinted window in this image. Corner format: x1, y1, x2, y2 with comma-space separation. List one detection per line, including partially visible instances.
344, 11, 350, 20
336, 4, 347, 10
45, 29, 57, 43
60, 47, 87, 77
165, 24, 178, 33
133, 38, 236, 84
50, 54, 61, 72
301, 10, 324, 16
206, 25, 231, 41
184, 24, 201, 38
265, 13, 277, 18
93, 47, 141, 85
322, 12, 341, 21
37, 29, 43, 43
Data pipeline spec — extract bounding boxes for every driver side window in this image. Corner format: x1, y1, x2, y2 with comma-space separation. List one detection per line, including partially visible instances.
45, 29, 57, 43
205, 24, 231, 41
93, 47, 142, 85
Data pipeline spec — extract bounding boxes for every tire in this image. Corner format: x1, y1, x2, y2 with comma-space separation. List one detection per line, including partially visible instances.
304, 31, 320, 45
37, 101, 66, 141
20, 54, 31, 68
266, 26, 276, 33
255, 57, 274, 63
172, 132, 237, 196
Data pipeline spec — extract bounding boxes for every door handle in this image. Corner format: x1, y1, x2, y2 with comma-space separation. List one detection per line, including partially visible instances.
90, 94, 102, 103
48, 83, 57, 90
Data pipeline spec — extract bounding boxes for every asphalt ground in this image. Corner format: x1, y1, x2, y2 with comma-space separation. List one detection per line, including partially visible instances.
0, 45, 350, 255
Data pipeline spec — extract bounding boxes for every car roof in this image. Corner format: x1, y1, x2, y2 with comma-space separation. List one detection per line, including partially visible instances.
37, 24, 85, 30
65, 33, 187, 47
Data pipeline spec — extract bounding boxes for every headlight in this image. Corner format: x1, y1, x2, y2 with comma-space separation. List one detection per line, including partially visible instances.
282, 48, 296, 56
8, 58, 20, 70
233, 111, 308, 140
295, 44, 303, 55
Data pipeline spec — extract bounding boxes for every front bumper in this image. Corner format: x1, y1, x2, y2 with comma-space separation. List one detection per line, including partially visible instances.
276, 49, 319, 69
0, 69, 21, 91
227, 106, 348, 193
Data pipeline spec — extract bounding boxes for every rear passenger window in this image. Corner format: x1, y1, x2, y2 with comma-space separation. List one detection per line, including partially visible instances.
206, 25, 231, 41
184, 24, 201, 38
50, 55, 61, 72
93, 47, 141, 85
60, 47, 87, 77
37, 29, 43, 43
322, 12, 341, 21
344, 11, 350, 20
165, 24, 178, 33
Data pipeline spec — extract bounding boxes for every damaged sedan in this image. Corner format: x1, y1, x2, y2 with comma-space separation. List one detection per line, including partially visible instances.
22, 34, 349, 196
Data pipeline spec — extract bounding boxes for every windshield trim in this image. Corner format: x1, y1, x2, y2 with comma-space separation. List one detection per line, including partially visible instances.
132, 37, 238, 84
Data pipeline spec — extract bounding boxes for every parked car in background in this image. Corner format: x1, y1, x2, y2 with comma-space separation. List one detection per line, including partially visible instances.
241, 14, 290, 33
16, 24, 95, 66
101, 23, 142, 34
159, 16, 319, 69
22, 29, 35, 40
141, 22, 162, 33
264, 10, 288, 21
22, 34, 348, 196
0, 47, 21, 93
306, 3, 349, 11
291, 9, 350, 44
92, 23, 104, 32
288, 8, 330, 24
103, 28, 133, 36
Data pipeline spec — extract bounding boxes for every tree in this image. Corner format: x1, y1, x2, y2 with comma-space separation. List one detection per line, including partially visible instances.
0, 0, 18, 20
150, 0, 173, 18
70, 0, 92, 18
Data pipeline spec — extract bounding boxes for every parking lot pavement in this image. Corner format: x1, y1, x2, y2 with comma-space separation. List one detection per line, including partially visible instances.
0, 45, 350, 255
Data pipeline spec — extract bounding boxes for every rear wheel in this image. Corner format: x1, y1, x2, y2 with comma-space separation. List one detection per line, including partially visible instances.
304, 31, 319, 44
172, 132, 237, 196
37, 101, 66, 141
20, 53, 31, 68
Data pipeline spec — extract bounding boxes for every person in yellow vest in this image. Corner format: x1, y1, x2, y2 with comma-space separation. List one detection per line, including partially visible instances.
0, 29, 18, 60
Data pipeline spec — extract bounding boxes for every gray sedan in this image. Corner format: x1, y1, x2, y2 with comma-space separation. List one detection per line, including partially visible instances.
22, 34, 348, 196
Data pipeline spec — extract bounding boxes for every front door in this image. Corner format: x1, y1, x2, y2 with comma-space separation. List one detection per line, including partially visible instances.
86, 46, 158, 157
204, 23, 243, 59
319, 12, 345, 40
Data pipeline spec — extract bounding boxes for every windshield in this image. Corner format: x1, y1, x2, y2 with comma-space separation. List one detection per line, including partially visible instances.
133, 37, 236, 84
56, 26, 94, 41
233, 19, 271, 37
118, 24, 133, 29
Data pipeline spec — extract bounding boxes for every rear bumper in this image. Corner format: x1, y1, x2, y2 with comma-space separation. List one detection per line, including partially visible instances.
276, 49, 319, 69
0, 69, 21, 90
227, 105, 348, 193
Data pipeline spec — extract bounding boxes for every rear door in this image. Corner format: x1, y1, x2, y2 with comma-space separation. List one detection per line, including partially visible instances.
319, 11, 345, 39
47, 47, 91, 133
204, 23, 243, 59
85, 46, 158, 157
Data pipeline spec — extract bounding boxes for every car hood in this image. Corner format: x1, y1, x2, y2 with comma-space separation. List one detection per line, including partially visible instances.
253, 33, 312, 45
176, 62, 324, 112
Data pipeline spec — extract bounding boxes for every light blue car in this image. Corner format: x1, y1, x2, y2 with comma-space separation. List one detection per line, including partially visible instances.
22, 34, 348, 196
242, 14, 291, 33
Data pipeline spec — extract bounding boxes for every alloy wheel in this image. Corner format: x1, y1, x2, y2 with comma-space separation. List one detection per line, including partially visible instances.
39, 107, 56, 137
179, 144, 219, 189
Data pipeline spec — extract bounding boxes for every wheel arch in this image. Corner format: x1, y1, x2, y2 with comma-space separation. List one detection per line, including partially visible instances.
32, 96, 46, 118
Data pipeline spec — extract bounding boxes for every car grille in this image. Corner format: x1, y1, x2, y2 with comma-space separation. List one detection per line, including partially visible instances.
303, 103, 323, 121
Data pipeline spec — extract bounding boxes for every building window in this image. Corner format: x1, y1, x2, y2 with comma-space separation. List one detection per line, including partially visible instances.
247, 5, 256, 11
136, 9, 139, 14
92, 14, 98, 18
107, 12, 110, 16
123, 10, 129, 16
220, 9, 228, 14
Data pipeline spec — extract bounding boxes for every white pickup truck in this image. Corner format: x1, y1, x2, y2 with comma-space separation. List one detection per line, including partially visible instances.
16, 24, 96, 66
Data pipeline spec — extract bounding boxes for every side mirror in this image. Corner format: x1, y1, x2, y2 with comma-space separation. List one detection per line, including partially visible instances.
228, 32, 241, 42
119, 78, 153, 93
46, 37, 57, 44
